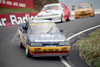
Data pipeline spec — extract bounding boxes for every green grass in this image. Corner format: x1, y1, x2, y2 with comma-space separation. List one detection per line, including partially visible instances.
76, 29, 100, 67
0, 7, 39, 14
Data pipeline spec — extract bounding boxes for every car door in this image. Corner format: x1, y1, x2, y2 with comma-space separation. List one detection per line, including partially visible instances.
61, 4, 69, 20
21, 22, 28, 47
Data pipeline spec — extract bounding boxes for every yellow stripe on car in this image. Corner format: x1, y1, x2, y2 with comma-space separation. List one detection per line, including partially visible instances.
28, 46, 70, 52
30, 23, 55, 26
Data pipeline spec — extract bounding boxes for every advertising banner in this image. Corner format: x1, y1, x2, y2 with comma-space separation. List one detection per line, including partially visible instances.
0, 13, 38, 27
0, 0, 33, 8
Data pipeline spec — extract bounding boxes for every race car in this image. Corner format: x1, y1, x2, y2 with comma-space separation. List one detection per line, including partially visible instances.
75, 3, 95, 19
35, 3, 70, 22
17, 20, 70, 57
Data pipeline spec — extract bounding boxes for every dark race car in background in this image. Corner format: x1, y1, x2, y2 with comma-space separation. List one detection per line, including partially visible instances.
17, 20, 70, 57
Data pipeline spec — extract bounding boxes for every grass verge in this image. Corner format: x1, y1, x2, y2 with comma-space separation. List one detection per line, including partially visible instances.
0, 7, 39, 14
76, 29, 100, 67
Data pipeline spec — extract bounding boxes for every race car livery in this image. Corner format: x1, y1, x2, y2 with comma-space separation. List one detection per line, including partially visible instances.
17, 20, 70, 57
75, 3, 95, 19
35, 3, 70, 22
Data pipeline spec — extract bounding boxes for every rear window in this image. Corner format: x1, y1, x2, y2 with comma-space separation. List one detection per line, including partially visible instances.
78, 4, 90, 9
42, 5, 61, 11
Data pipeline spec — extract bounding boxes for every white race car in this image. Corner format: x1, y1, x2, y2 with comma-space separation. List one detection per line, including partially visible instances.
35, 3, 70, 22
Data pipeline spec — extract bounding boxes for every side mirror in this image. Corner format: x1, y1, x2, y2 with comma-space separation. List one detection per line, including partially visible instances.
22, 26, 27, 33
22, 25, 27, 30
22, 26, 25, 29
60, 30, 63, 32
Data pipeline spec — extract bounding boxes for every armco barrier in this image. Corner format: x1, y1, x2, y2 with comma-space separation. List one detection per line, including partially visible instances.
0, 13, 38, 27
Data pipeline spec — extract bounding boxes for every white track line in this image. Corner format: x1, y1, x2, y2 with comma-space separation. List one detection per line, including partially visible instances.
60, 56, 71, 67
60, 24, 100, 67
67, 25, 100, 41
11, 31, 18, 43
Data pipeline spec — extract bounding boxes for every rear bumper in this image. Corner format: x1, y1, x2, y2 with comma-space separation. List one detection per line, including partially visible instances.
75, 12, 93, 18
35, 15, 61, 22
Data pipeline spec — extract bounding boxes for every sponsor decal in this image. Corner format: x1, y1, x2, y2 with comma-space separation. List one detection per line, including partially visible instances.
41, 34, 54, 38
0, 13, 38, 27
45, 45, 57, 47
30, 23, 55, 26
35, 40, 64, 42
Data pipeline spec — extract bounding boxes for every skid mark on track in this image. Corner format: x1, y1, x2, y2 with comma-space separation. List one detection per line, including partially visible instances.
11, 32, 18, 43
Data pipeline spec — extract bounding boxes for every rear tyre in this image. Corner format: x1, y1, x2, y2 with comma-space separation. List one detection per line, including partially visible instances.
61, 15, 63, 23
66, 13, 70, 21
91, 12, 95, 17
25, 45, 31, 57
66, 17, 70, 21
19, 41, 24, 48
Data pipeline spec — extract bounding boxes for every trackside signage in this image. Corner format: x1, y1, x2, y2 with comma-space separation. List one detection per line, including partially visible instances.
0, 0, 33, 8
0, 13, 38, 27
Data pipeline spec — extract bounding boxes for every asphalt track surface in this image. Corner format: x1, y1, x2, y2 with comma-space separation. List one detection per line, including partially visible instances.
0, 14, 100, 67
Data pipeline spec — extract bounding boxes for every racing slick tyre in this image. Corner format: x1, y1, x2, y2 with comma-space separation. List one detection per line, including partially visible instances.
61, 14, 63, 23
91, 12, 95, 17
66, 13, 70, 21
66, 17, 70, 21
19, 41, 24, 48
25, 45, 31, 57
